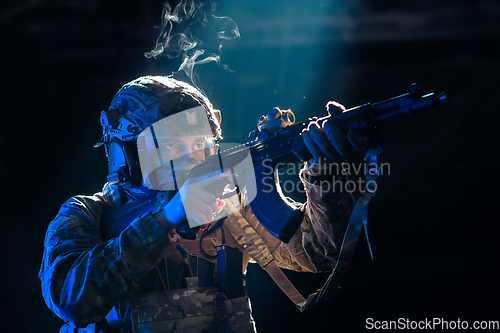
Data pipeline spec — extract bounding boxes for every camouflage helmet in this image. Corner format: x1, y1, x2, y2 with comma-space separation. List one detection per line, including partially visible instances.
100, 75, 222, 144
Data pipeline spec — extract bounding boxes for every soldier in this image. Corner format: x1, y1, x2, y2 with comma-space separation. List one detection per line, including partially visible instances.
39, 75, 362, 332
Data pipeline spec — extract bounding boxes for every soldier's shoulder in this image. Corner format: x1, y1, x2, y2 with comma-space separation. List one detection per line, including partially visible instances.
46, 191, 109, 238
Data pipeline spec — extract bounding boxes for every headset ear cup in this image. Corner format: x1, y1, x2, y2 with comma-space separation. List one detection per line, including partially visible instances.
108, 140, 142, 188
108, 141, 126, 174
123, 141, 142, 186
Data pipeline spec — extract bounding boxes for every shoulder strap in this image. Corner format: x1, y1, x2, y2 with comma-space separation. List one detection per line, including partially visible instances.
223, 199, 306, 307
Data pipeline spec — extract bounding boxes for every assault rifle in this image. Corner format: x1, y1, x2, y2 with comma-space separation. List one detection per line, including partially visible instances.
100, 83, 449, 243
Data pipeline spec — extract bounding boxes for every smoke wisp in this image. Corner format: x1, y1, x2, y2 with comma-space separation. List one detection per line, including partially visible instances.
145, 0, 240, 93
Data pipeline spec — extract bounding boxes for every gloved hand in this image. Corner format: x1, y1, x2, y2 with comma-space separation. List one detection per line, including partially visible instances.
302, 101, 366, 172
153, 170, 229, 239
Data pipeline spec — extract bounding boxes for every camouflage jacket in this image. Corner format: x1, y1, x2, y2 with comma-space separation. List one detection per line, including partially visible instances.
39, 167, 353, 331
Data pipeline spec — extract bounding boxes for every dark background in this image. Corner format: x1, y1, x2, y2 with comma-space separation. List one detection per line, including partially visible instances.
2, 0, 500, 332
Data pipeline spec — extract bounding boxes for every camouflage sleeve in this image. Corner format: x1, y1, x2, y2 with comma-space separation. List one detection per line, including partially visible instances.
270, 165, 353, 273
38, 193, 170, 328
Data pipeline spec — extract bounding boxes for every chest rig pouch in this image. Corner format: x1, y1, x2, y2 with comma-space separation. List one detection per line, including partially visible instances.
130, 286, 254, 333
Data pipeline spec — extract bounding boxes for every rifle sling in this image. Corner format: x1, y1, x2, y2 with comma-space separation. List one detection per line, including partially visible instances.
262, 260, 307, 306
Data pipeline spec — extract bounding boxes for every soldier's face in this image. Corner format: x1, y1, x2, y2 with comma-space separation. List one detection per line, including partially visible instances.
137, 107, 216, 190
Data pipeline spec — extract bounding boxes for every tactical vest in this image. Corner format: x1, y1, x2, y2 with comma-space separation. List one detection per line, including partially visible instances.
60, 213, 256, 333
